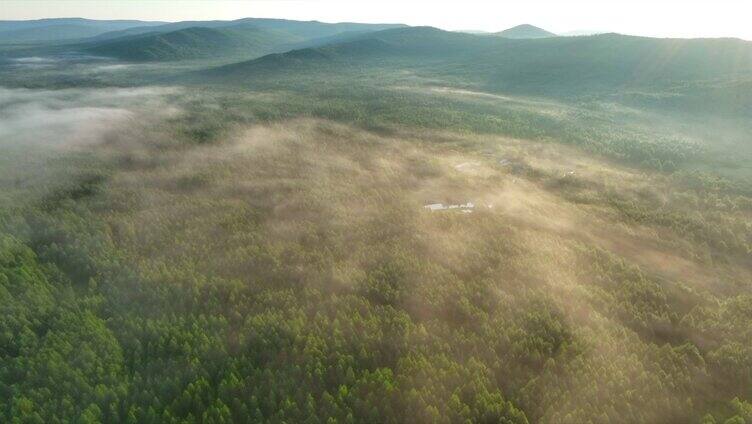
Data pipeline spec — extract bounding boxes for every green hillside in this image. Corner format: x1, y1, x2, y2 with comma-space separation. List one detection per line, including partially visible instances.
208, 27, 752, 87
86, 25, 302, 61
203, 27, 494, 77
200, 27, 752, 114
477, 34, 752, 91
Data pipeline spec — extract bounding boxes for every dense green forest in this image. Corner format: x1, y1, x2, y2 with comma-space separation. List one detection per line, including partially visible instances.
1, 18, 752, 424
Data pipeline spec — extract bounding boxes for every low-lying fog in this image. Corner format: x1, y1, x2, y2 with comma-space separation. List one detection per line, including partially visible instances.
0, 84, 182, 207
0, 85, 180, 147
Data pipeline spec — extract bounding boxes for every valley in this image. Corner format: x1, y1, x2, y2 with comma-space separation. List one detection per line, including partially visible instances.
1, 15, 751, 424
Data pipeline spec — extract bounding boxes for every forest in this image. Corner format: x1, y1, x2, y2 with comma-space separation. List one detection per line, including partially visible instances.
1, 16, 752, 424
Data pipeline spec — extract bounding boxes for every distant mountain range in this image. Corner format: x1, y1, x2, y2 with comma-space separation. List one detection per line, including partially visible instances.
54, 19, 405, 62
0, 18, 165, 43
86, 18, 405, 43
0, 17, 405, 59
2, 18, 750, 116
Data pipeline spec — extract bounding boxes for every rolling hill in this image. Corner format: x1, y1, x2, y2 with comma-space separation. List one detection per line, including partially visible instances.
198, 26, 752, 113
206, 26, 496, 75
85, 24, 302, 61
497, 24, 556, 39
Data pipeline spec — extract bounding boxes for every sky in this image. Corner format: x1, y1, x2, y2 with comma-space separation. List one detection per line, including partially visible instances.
2, 0, 752, 40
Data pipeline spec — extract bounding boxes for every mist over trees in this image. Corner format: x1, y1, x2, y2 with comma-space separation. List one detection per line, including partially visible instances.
1, 16, 752, 424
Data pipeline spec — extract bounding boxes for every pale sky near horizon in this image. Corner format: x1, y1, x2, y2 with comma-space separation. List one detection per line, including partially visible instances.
2, 0, 752, 40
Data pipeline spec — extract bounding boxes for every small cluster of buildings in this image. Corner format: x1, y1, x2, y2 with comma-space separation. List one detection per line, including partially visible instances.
424, 202, 475, 213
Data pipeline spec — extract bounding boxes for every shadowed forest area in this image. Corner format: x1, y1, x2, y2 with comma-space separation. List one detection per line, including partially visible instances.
1, 17, 751, 424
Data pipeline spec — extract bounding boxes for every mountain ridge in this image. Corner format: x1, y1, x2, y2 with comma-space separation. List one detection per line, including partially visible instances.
85, 24, 302, 61
194, 26, 752, 115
